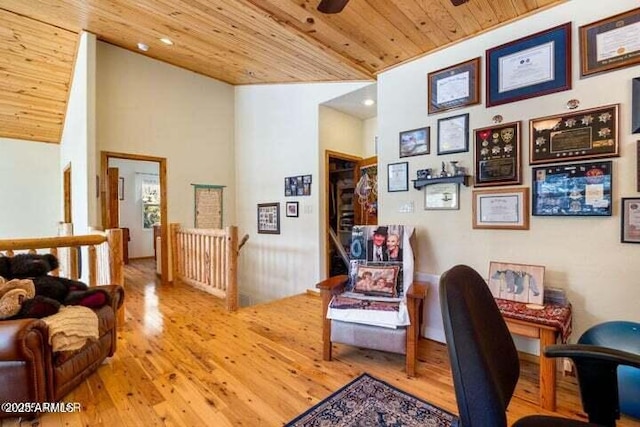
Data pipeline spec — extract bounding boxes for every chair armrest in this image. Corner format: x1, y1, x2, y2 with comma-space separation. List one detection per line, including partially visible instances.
544, 343, 640, 426
0, 319, 48, 361
545, 344, 640, 369
316, 275, 349, 295
407, 282, 427, 301
98, 284, 125, 311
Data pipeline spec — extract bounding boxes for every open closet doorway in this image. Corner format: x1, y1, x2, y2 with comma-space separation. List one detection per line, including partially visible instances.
101, 151, 169, 284
320, 83, 378, 278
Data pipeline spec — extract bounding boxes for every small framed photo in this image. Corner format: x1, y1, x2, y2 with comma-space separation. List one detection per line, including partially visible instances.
621, 198, 640, 243
387, 162, 408, 192
425, 182, 460, 210
474, 121, 521, 187
488, 261, 545, 305
532, 161, 612, 217
472, 187, 529, 230
257, 202, 280, 234
529, 104, 619, 165
118, 177, 125, 201
486, 23, 571, 107
580, 8, 640, 77
428, 57, 481, 115
399, 127, 430, 158
286, 201, 299, 218
437, 113, 469, 155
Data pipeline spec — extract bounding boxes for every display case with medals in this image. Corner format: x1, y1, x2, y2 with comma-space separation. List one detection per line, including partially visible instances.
529, 104, 619, 165
473, 121, 521, 187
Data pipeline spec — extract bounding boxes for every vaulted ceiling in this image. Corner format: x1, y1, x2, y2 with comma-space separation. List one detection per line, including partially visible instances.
0, 0, 564, 143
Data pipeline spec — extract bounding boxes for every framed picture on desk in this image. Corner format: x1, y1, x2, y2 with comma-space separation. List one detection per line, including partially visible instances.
488, 261, 545, 305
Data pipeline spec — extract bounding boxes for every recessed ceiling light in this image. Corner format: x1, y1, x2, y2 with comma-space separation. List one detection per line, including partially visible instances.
137, 42, 149, 52
363, 99, 375, 106
159, 37, 174, 46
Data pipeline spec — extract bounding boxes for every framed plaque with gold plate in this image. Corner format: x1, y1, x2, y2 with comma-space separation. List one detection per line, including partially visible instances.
473, 121, 521, 187
529, 104, 619, 165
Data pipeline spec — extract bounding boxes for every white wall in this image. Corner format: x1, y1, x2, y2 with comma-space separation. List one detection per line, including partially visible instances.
60, 31, 98, 234
235, 82, 369, 305
96, 42, 236, 229
362, 117, 378, 158
109, 158, 159, 258
377, 0, 640, 343
0, 138, 60, 238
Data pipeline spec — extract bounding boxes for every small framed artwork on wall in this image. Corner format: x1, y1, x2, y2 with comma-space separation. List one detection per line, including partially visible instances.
399, 127, 430, 158
437, 113, 469, 155
286, 201, 299, 218
257, 203, 280, 234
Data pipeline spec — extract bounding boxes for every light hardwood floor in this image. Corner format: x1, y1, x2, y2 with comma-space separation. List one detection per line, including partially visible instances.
3, 259, 639, 426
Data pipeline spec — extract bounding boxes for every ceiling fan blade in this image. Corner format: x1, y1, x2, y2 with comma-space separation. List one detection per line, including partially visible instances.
317, 0, 349, 14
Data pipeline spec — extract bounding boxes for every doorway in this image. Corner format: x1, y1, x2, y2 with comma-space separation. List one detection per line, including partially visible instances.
101, 151, 169, 284
63, 163, 72, 224
325, 151, 378, 277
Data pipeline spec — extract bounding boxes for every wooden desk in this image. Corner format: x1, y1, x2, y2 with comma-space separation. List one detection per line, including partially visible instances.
504, 317, 560, 411
496, 299, 572, 412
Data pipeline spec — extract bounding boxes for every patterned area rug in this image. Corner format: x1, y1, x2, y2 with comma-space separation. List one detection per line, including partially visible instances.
285, 373, 457, 426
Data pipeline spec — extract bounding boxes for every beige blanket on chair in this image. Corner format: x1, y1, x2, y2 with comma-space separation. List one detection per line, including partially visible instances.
42, 305, 99, 352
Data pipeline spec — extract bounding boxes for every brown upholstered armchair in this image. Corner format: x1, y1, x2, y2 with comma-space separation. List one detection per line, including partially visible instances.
0, 284, 124, 419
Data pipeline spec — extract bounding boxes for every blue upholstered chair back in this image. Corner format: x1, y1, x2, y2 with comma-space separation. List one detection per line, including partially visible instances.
579, 321, 640, 420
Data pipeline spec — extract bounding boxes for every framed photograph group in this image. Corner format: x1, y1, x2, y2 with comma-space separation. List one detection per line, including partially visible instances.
257, 202, 280, 234
621, 197, 640, 243
285, 175, 312, 197
580, 8, 640, 77
529, 104, 619, 165
486, 23, 571, 107
437, 113, 469, 155
399, 127, 430, 158
387, 162, 409, 192
474, 121, 521, 187
428, 57, 481, 114
472, 187, 529, 230
532, 161, 612, 217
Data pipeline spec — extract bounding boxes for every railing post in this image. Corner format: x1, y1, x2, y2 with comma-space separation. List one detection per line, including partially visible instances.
170, 223, 180, 284
225, 226, 238, 312
88, 245, 97, 287
107, 228, 124, 325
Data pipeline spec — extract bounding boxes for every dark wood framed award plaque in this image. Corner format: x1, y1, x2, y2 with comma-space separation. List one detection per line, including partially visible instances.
473, 121, 521, 187
529, 104, 619, 165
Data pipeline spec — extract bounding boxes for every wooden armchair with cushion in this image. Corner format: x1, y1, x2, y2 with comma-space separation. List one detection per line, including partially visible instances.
0, 229, 125, 419
317, 225, 427, 377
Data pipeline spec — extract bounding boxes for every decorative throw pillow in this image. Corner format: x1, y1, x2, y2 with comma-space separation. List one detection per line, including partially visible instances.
352, 265, 400, 298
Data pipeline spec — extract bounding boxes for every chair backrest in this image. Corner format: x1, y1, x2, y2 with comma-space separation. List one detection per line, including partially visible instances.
579, 321, 640, 419
439, 265, 520, 427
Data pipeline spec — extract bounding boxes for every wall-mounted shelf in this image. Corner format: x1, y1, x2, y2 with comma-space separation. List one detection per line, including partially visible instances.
412, 174, 471, 190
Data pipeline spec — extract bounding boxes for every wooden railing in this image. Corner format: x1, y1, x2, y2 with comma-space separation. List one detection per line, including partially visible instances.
170, 224, 239, 311
0, 228, 124, 323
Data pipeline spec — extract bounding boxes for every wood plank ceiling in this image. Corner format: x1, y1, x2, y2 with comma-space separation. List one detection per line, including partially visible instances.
0, 0, 565, 143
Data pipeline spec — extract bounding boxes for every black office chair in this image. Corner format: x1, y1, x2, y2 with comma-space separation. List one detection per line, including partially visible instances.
439, 264, 640, 427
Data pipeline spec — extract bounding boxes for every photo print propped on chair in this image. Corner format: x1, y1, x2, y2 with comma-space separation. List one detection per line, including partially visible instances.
348, 225, 406, 297
329, 225, 414, 329
488, 261, 545, 305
